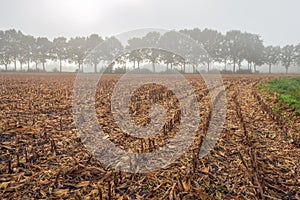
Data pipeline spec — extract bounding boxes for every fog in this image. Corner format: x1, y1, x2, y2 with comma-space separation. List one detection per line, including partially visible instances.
0, 0, 299, 46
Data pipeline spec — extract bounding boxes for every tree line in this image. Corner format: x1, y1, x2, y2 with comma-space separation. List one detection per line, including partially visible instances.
0, 28, 299, 73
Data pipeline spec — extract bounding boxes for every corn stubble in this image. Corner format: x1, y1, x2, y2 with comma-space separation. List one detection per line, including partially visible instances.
0, 73, 299, 199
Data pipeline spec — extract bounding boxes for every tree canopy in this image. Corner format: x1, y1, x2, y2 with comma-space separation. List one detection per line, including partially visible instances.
0, 28, 299, 74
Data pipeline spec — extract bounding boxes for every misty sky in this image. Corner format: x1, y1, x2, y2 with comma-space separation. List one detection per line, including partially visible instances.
0, 0, 299, 46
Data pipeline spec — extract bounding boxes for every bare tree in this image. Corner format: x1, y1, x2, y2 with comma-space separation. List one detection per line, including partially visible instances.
264, 46, 281, 73
53, 37, 68, 72
68, 37, 88, 72
280, 45, 296, 74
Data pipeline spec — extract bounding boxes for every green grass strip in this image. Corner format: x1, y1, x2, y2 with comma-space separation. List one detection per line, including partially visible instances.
257, 78, 300, 116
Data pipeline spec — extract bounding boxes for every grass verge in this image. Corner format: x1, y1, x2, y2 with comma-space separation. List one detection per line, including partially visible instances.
257, 78, 300, 116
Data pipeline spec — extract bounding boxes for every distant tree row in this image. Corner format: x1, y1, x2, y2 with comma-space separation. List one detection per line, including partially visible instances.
0, 29, 300, 73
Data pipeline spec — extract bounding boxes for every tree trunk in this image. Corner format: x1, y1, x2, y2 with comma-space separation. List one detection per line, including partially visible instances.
36, 63, 38, 70
94, 63, 97, 73
207, 62, 210, 72
233, 60, 236, 73
14, 59, 17, 71
269, 64, 272, 74
152, 62, 155, 73
5, 64, 7, 71
20, 62, 23, 71
137, 61, 140, 69
183, 62, 186, 73
133, 60, 136, 69
286, 66, 288, 74
166, 63, 169, 70
224, 59, 227, 71
59, 59, 62, 73
42, 62, 45, 71
28, 59, 30, 71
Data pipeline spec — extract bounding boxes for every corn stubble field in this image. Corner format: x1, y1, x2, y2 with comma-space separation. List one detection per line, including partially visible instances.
0, 73, 300, 199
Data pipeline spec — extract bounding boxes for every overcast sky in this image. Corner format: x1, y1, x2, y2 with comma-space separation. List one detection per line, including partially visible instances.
0, 0, 299, 46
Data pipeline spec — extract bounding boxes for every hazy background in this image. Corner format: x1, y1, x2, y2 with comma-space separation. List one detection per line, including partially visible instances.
0, 0, 299, 46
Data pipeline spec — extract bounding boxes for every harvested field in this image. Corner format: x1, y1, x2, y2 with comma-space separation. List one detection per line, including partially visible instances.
0, 73, 300, 199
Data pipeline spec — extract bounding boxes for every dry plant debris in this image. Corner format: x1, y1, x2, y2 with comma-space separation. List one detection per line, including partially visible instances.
0, 73, 299, 199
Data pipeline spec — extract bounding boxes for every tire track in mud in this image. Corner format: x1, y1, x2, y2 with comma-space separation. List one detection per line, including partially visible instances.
231, 84, 265, 200
194, 78, 299, 199
196, 81, 260, 199
231, 80, 300, 199
252, 88, 300, 147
